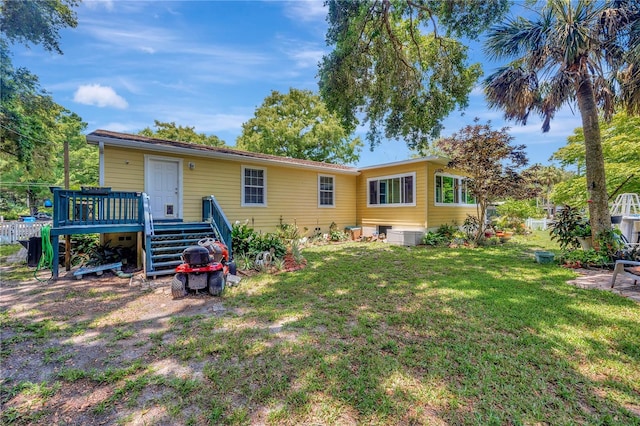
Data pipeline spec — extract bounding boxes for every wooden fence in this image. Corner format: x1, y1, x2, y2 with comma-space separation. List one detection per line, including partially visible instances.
0, 221, 51, 244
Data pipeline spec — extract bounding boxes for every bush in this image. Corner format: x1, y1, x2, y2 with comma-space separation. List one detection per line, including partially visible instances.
423, 231, 448, 246
549, 205, 588, 250
328, 222, 349, 242
560, 249, 610, 268
436, 223, 458, 239
248, 232, 287, 259
232, 221, 258, 256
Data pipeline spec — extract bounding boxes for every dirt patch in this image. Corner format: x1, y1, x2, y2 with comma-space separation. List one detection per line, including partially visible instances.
0, 267, 228, 425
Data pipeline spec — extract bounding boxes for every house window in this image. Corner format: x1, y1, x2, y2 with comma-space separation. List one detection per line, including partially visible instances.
318, 175, 335, 207
435, 173, 476, 205
242, 166, 266, 206
367, 172, 416, 207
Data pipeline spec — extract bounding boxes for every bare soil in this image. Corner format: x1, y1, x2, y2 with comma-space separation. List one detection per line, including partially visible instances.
1, 266, 227, 425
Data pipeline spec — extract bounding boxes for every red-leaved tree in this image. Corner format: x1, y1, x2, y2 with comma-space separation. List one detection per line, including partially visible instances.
437, 120, 538, 242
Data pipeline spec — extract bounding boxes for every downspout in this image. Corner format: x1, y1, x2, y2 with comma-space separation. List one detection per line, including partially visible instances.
99, 141, 105, 187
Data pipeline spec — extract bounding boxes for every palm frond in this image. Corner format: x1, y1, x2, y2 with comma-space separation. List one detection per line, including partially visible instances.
484, 65, 540, 125
484, 16, 546, 61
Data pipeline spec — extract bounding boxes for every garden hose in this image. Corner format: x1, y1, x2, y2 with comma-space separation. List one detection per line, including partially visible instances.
35, 225, 54, 282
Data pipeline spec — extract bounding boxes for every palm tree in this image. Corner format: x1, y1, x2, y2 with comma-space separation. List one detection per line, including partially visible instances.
484, 0, 639, 239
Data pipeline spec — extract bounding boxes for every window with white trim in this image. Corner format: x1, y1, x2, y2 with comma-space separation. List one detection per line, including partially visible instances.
435, 174, 476, 205
318, 175, 335, 207
242, 166, 266, 206
367, 172, 416, 207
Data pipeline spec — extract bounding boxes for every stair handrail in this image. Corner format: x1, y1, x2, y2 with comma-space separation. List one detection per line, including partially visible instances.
202, 195, 233, 259
142, 193, 154, 236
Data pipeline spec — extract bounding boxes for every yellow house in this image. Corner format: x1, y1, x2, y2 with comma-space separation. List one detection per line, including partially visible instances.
50, 130, 478, 278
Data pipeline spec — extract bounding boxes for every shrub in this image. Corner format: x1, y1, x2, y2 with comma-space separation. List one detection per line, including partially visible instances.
549, 205, 588, 250
231, 221, 257, 256
248, 232, 286, 259
328, 222, 349, 242
436, 223, 458, 239
423, 231, 448, 246
560, 249, 610, 268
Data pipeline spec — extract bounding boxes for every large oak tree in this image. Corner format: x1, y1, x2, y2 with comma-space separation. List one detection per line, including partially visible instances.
318, 0, 511, 151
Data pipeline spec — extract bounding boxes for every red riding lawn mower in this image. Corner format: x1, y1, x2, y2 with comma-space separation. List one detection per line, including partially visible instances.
171, 238, 236, 299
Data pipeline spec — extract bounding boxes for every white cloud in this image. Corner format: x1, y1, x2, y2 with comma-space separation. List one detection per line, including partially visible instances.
290, 49, 325, 68
283, 0, 327, 22
74, 84, 128, 109
84, 0, 114, 11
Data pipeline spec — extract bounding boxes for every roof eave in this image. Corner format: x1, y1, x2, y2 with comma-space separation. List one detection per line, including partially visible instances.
87, 134, 361, 175
357, 156, 450, 171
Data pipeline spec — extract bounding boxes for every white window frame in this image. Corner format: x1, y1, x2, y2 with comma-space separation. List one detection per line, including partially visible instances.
367, 172, 416, 208
241, 165, 267, 207
318, 174, 335, 208
434, 173, 476, 206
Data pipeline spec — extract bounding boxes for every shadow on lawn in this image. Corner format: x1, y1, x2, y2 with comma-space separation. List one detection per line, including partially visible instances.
225, 242, 640, 424
1, 241, 639, 425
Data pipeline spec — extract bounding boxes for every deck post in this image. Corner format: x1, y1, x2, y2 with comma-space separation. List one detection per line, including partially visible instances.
52, 234, 59, 279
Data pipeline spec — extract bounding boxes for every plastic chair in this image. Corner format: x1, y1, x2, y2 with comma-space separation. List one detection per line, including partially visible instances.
611, 260, 640, 288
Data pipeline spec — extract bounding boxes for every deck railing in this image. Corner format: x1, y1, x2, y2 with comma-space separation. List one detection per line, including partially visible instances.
53, 188, 144, 229
202, 195, 233, 259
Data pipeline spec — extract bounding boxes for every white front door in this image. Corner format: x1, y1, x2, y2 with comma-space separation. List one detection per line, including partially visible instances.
146, 157, 182, 220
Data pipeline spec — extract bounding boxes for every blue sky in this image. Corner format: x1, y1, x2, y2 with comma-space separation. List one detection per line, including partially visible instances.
11, 0, 582, 167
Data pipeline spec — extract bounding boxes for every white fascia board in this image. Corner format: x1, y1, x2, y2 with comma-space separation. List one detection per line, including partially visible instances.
87, 135, 360, 176
357, 156, 450, 171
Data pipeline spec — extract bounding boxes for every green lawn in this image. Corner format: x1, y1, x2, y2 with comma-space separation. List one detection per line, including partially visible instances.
2, 233, 639, 425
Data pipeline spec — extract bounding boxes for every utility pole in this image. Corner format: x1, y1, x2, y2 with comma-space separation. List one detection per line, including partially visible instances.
64, 138, 71, 271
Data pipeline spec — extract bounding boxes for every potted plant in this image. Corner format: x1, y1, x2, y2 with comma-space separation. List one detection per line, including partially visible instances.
574, 222, 593, 250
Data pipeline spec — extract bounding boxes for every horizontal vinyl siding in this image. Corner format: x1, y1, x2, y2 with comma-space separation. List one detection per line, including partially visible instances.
356, 163, 428, 229
231, 165, 357, 235
103, 146, 145, 192
103, 146, 356, 235
426, 165, 478, 229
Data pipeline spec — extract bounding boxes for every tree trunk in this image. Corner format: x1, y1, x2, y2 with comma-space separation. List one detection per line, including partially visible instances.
575, 73, 611, 240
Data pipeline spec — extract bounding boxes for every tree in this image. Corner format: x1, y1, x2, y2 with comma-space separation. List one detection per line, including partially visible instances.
1, 0, 80, 166
525, 164, 571, 216
0, 44, 61, 165
436, 120, 535, 242
484, 0, 640, 240
236, 88, 362, 164
551, 112, 640, 206
0, 0, 79, 54
1, 0, 84, 214
138, 120, 226, 147
318, 0, 511, 151
0, 110, 91, 215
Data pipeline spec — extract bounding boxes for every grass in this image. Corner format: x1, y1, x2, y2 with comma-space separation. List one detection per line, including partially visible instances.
1, 232, 639, 425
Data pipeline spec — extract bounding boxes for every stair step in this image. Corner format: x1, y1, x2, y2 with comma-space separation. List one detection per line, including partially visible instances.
151, 238, 205, 246
146, 221, 219, 279
151, 260, 183, 269
153, 223, 213, 232
152, 231, 212, 238
152, 252, 183, 261
145, 269, 177, 278
152, 245, 192, 253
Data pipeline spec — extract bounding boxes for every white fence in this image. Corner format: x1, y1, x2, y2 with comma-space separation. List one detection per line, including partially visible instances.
0, 221, 51, 244
526, 218, 549, 231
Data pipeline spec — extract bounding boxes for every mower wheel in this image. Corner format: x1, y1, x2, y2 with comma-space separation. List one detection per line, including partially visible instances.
208, 271, 225, 296
171, 273, 188, 299
228, 260, 237, 276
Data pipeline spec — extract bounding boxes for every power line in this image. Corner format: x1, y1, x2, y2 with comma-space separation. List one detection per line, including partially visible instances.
0, 123, 57, 146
